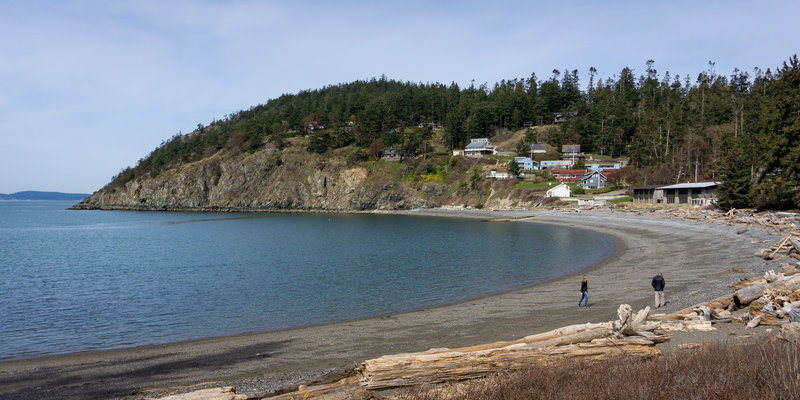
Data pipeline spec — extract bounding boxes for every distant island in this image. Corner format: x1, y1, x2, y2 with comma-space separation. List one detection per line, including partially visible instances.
0, 191, 90, 201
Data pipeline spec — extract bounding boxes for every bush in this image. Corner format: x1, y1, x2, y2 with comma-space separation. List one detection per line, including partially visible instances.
398, 339, 800, 400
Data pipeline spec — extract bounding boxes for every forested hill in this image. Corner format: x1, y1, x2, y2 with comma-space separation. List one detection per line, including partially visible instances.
99, 56, 799, 211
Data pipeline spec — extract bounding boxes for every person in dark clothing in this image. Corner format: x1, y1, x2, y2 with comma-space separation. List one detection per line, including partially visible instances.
578, 275, 589, 307
652, 273, 665, 308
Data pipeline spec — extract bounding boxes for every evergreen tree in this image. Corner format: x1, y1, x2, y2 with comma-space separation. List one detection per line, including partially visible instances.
716, 146, 753, 209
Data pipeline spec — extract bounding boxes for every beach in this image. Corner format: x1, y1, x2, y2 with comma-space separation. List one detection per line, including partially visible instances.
0, 209, 780, 399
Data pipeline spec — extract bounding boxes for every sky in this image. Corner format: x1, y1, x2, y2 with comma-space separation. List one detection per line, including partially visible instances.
1, 0, 798, 194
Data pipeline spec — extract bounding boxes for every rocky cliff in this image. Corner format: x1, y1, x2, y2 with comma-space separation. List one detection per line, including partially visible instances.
74, 140, 547, 212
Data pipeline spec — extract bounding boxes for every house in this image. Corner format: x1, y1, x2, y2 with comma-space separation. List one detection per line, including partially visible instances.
530, 144, 547, 155
305, 121, 325, 131
487, 167, 513, 179
464, 138, 496, 156
580, 170, 607, 189
585, 160, 624, 172
553, 112, 578, 123
513, 157, 538, 171
381, 148, 402, 161
546, 183, 572, 198
561, 144, 585, 161
632, 185, 660, 204
452, 149, 465, 156
539, 160, 573, 170
552, 169, 588, 183
632, 182, 721, 206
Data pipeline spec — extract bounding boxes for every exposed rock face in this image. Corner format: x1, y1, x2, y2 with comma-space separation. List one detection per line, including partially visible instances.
76, 149, 439, 212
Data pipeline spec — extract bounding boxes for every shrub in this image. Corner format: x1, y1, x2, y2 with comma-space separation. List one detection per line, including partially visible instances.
397, 339, 800, 400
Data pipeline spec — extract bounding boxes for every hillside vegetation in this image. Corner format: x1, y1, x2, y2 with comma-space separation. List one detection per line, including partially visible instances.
82, 56, 800, 211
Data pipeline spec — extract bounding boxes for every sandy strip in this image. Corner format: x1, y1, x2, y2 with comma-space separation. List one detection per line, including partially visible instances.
0, 209, 779, 399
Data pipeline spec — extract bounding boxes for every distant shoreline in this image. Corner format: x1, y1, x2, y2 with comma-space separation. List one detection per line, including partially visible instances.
0, 208, 778, 400
1, 191, 89, 201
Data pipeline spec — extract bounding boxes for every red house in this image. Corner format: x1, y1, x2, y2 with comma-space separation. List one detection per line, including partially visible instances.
552, 169, 588, 183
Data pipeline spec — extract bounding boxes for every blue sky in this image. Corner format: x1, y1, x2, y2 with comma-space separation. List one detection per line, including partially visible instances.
1, 0, 798, 194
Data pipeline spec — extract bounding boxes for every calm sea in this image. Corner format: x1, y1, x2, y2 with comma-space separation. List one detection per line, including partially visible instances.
0, 201, 613, 360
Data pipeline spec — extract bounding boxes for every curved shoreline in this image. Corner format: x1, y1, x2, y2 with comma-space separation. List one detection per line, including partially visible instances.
0, 209, 778, 399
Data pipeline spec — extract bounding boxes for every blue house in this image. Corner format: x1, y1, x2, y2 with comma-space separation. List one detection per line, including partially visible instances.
586, 160, 625, 172
539, 160, 573, 170
513, 157, 538, 171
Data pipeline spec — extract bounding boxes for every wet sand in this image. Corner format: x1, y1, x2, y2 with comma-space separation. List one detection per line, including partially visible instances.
0, 209, 779, 399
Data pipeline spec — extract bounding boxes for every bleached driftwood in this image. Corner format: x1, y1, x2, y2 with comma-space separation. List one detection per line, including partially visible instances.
267, 377, 368, 400
356, 305, 666, 390
357, 337, 661, 390
765, 270, 785, 283
734, 284, 766, 307
660, 294, 733, 320
655, 320, 715, 332
781, 322, 800, 344
776, 301, 800, 318
746, 315, 763, 329
792, 237, 800, 254
152, 387, 247, 400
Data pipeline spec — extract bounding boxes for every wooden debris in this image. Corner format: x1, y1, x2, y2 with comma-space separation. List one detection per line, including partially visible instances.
781, 322, 800, 345
267, 377, 368, 400
678, 342, 710, 350
152, 387, 247, 400
734, 284, 766, 307
746, 315, 763, 329
655, 320, 715, 332
357, 338, 661, 391
355, 304, 666, 391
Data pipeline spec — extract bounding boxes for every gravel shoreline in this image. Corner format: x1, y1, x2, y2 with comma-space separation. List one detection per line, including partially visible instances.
0, 208, 781, 399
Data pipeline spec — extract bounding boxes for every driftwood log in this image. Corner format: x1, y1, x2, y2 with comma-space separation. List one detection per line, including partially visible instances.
267, 377, 368, 400
357, 336, 661, 390
734, 284, 766, 307
781, 322, 800, 344
356, 305, 666, 391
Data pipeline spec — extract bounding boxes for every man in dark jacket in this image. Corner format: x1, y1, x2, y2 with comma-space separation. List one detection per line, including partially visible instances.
652, 273, 665, 308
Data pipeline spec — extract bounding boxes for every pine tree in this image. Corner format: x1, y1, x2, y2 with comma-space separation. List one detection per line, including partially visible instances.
716, 146, 753, 209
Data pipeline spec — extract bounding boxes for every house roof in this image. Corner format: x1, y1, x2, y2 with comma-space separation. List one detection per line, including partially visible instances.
546, 183, 570, 193
552, 169, 588, 174
466, 141, 492, 149
583, 170, 606, 178
658, 182, 721, 190
562, 144, 581, 152
530, 144, 547, 150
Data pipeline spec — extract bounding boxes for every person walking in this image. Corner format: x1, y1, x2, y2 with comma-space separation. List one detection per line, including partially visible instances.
652, 272, 666, 308
578, 275, 589, 307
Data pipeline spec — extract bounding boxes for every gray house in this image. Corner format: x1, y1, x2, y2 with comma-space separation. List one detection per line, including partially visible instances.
580, 170, 606, 189
465, 138, 496, 156
632, 182, 721, 206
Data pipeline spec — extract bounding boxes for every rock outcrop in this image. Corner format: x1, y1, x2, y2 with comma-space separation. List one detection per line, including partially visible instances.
74, 145, 545, 212
74, 147, 438, 212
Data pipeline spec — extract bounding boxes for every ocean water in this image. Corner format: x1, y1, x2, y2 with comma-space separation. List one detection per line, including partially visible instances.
0, 201, 613, 360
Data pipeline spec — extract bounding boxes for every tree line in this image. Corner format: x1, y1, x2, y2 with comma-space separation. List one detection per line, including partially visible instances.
111, 56, 800, 209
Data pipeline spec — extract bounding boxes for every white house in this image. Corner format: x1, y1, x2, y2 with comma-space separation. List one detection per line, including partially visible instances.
546, 183, 572, 198
487, 167, 513, 179
464, 138, 496, 156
